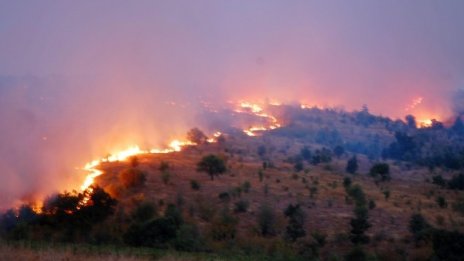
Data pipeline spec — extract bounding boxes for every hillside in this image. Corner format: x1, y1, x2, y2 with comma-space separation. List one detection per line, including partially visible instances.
2, 105, 464, 260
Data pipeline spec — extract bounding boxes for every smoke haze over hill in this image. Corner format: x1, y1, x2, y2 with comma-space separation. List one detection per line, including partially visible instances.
1, 1, 464, 207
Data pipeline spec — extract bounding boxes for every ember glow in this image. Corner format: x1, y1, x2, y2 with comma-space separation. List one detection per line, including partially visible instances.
405, 97, 424, 112
80, 140, 194, 192
234, 101, 282, 136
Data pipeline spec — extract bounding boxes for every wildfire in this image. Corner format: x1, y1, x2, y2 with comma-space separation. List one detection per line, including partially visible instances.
77, 131, 228, 197
235, 101, 282, 136
417, 119, 433, 128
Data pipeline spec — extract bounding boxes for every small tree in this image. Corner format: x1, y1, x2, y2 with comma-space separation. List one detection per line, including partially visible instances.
432, 229, 464, 261
369, 163, 390, 181
350, 206, 371, 244
197, 154, 226, 180
119, 168, 146, 188
284, 204, 306, 241
346, 156, 358, 174
257, 203, 276, 236
334, 145, 345, 158
190, 180, 200, 190
186, 127, 207, 144
409, 213, 431, 243
300, 146, 312, 161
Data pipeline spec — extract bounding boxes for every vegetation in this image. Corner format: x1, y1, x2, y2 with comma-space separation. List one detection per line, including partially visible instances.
369, 163, 390, 181
196, 154, 227, 180
3, 108, 464, 260
346, 156, 358, 174
284, 204, 306, 241
186, 127, 208, 144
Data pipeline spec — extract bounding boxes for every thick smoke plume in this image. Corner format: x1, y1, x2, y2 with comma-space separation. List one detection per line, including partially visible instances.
1, 1, 464, 208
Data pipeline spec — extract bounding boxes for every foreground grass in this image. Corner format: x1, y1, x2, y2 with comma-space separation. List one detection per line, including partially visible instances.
0, 241, 296, 261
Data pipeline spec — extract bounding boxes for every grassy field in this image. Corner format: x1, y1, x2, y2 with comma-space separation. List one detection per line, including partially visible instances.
0, 241, 277, 261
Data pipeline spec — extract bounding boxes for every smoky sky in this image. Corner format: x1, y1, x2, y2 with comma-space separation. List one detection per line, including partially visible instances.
1, 1, 464, 208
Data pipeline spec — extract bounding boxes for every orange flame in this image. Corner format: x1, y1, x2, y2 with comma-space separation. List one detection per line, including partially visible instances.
235, 101, 282, 136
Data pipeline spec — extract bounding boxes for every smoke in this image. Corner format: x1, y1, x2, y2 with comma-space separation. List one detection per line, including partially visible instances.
452, 89, 464, 116
1, 1, 464, 208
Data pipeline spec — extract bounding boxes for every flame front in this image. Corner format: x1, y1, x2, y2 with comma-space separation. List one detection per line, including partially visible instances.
235, 101, 281, 136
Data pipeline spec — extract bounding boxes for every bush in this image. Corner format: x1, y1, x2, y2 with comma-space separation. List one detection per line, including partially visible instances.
197, 154, 227, 180
234, 200, 249, 213
210, 208, 238, 241
284, 204, 306, 241
186, 127, 207, 144
368, 199, 376, 210
409, 213, 432, 242
257, 203, 276, 236
436, 196, 447, 208
432, 229, 464, 261
347, 185, 367, 207
119, 168, 146, 188
131, 202, 157, 223
345, 247, 367, 261
124, 217, 177, 247
161, 171, 170, 185
452, 198, 464, 215
294, 161, 304, 172
242, 181, 251, 193
448, 173, 464, 190
343, 177, 352, 188
174, 224, 203, 251
218, 192, 231, 202
350, 206, 371, 244
190, 180, 200, 190
432, 175, 446, 187
369, 163, 390, 181
159, 161, 170, 172
346, 156, 358, 174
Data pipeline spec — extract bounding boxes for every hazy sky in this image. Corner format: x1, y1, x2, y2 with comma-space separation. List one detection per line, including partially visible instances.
0, 1, 464, 208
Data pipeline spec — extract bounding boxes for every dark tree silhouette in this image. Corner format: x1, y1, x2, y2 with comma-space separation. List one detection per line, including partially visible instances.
186, 127, 207, 144
284, 204, 306, 241
197, 154, 226, 180
350, 206, 371, 244
369, 163, 390, 181
346, 156, 358, 174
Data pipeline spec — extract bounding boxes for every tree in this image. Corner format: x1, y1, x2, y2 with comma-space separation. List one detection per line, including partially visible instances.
346, 156, 358, 174
119, 168, 146, 188
257, 203, 276, 237
79, 186, 117, 224
451, 116, 464, 135
448, 174, 464, 190
409, 213, 431, 243
211, 208, 238, 241
186, 127, 207, 144
369, 163, 390, 181
294, 160, 304, 172
284, 204, 306, 241
334, 145, 345, 157
350, 206, 371, 244
432, 175, 446, 187
300, 146, 312, 161
405, 115, 417, 129
197, 154, 226, 180
347, 185, 367, 207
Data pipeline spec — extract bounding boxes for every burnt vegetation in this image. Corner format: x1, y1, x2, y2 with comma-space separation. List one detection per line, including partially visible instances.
2, 106, 464, 260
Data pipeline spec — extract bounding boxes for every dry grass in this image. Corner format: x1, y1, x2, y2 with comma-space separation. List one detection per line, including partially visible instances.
0, 243, 229, 261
